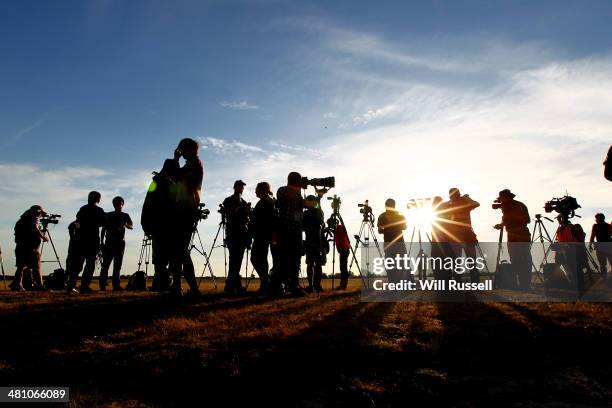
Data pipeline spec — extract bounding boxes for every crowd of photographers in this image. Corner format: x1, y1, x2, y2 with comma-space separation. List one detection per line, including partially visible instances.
4, 139, 612, 295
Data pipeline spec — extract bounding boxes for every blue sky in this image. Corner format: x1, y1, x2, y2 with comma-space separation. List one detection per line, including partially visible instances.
1, 1, 611, 276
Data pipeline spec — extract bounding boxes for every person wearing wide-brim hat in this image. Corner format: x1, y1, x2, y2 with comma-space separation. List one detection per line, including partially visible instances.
493, 189, 533, 290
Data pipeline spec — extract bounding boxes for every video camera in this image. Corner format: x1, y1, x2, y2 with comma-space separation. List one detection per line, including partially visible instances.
197, 203, 211, 221
40, 213, 61, 227
327, 194, 341, 212
300, 176, 335, 190
491, 198, 503, 210
358, 200, 372, 215
544, 195, 581, 219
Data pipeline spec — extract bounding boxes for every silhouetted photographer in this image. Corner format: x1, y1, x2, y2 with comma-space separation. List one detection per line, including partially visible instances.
66, 192, 106, 293
377, 198, 408, 283
168, 138, 203, 297
446, 188, 480, 283
273, 172, 305, 297
99, 196, 133, 291
142, 159, 177, 292
303, 194, 328, 293
10, 205, 49, 291
493, 189, 533, 290
249, 182, 276, 295
589, 213, 611, 284
222, 180, 251, 295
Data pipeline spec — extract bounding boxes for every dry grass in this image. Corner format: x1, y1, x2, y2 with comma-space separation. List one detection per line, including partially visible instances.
0, 279, 610, 407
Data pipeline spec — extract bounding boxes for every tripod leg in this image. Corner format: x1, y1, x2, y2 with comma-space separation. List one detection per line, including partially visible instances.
337, 213, 366, 289
198, 223, 222, 287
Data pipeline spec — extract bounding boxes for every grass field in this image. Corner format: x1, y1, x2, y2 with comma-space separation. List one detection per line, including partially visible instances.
0, 279, 611, 407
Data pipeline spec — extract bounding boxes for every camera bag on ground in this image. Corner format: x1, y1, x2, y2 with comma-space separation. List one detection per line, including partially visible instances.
495, 260, 518, 289
127, 271, 147, 291
44, 268, 66, 290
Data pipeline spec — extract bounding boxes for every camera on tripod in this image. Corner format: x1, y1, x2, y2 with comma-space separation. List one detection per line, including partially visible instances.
544, 195, 581, 219
300, 176, 335, 190
491, 198, 503, 210
358, 200, 372, 215
40, 213, 61, 228
197, 203, 211, 221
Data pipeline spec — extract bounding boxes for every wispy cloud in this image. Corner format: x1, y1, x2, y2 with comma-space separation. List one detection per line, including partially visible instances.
351, 104, 398, 125
13, 117, 46, 140
200, 137, 265, 154
219, 100, 259, 110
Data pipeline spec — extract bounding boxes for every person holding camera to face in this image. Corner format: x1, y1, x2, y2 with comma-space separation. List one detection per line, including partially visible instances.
168, 138, 203, 297
222, 180, 251, 295
493, 189, 533, 290
446, 188, 481, 283
273, 172, 305, 297
10, 205, 49, 292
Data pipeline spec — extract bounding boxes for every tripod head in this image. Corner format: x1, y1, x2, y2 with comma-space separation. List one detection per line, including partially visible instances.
40, 213, 61, 232
534, 213, 554, 222
327, 194, 342, 215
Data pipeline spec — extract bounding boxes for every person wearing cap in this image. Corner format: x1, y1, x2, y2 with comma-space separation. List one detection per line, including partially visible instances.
10, 205, 48, 291
222, 179, 251, 295
445, 188, 480, 283
303, 194, 327, 293
249, 182, 276, 295
589, 213, 612, 283
493, 189, 532, 290
99, 196, 133, 291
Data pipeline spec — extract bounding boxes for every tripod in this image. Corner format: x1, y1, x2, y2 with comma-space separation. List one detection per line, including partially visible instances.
190, 223, 218, 290
406, 226, 432, 280
531, 214, 554, 282
40, 223, 63, 271
349, 202, 383, 288
327, 195, 366, 290
136, 235, 152, 277
198, 215, 228, 288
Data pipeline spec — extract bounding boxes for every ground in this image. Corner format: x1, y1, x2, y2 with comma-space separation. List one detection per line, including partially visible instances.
0, 279, 610, 407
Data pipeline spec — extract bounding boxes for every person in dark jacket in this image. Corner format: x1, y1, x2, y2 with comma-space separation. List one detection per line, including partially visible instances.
250, 181, 276, 295
142, 159, 176, 292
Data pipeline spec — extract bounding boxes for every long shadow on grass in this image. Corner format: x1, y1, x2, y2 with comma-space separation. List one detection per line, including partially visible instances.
428, 299, 610, 407
0, 290, 362, 405
0, 289, 356, 370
